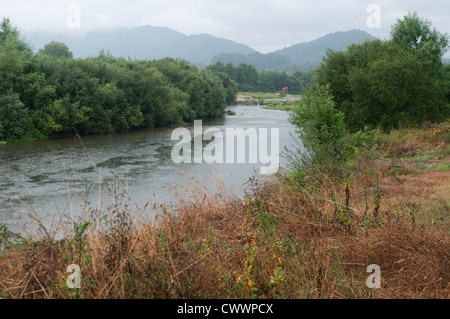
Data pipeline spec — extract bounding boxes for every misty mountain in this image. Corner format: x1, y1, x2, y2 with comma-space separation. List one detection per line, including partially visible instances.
25, 25, 257, 65
212, 30, 377, 72
26, 27, 378, 72
274, 30, 376, 63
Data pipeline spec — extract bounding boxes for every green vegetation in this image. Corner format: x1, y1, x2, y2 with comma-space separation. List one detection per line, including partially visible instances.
225, 110, 236, 116
1, 120, 448, 299
39, 41, 73, 59
0, 18, 236, 142
289, 85, 348, 167
207, 62, 314, 94
288, 13, 449, 175
1, 13, 449, 300
316, 13, 450, 132
263, 103, 297, 111
435, 163, 450, 170
0, 223, 21, 251
238, 92, 283, 100
212, 30, 376, 73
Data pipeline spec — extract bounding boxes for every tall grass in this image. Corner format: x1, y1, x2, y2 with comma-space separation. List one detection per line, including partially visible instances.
0, 123, 449, 299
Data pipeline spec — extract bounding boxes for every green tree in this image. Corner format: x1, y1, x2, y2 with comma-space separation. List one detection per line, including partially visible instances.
235, 63, 259, 92
0, 18, 29, 52
205, 70, 237, 105
0, 93, 33, 140
34, 97, 90, 136
316, 14, 449, 132
0, 19, 33, 91
0, 19, 236, 140
290, 85, 347, 167
391, 12, 449, 71
39, 41, 73, 59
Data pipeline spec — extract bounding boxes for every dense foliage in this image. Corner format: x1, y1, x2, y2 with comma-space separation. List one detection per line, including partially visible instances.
0, 19, 235, 141
316, 13, 450, 132
207, 61, 314, 94
290, 13, 450, 168
289, 85, 347, 167
211, 30, 375, 73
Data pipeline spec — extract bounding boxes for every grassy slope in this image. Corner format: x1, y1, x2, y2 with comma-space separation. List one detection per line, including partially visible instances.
0, 122, 449, 299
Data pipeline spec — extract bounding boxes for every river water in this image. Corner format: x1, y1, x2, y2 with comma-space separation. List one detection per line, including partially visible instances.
0, 104, 299, 231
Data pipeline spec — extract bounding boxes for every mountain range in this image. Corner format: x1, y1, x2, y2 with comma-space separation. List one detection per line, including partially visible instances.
25, 27, 377, 72
26, 26, 256, 65
211, 30, 376, 72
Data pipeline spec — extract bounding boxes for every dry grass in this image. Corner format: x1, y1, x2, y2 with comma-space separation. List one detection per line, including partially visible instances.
374, 121, 450, 158
0, 123, 449, 299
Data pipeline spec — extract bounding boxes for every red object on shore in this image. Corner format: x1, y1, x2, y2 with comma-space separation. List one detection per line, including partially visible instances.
277, 87, 288, 94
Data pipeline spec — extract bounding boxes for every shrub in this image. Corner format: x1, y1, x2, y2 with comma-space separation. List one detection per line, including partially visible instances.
289, 85, 347, 169
0, 93, 33, 140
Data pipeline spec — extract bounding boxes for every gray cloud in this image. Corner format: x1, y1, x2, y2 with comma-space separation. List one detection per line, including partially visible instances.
1, 0, 449, 56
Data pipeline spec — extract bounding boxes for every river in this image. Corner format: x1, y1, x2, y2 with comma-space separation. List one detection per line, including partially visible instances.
0, 104, 299, 232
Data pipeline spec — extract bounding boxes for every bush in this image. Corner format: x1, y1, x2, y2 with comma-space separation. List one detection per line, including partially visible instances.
289, 85, 347, 168
0, 19, 232, 140
316, 13, 450, 132
0, 93, 33, 140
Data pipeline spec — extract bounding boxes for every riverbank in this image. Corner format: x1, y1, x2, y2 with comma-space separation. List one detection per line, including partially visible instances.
0, 103, 297, 228
0, 122, 449, 299
263, 103, 298, 111
236, 92, 302, 106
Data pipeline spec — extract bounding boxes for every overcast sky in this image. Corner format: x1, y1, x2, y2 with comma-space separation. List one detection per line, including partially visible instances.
1, 0, 449, 56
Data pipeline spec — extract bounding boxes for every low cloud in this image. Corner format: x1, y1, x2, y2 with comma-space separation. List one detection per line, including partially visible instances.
1, 0, 449, 54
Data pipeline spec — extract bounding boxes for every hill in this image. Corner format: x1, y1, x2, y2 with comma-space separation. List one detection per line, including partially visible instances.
26, 28, 377, 72
212, 30, 376, 72
274, 30, 376, 63
25, 26, 257, 65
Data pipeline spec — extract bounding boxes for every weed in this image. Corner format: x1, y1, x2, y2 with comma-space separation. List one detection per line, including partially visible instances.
0, 122, 448, 299
253, 198, 277, 237
0, 223, 22, 251
386, 160, 418, 181
225, 110, 236, 116
435, 163, 450, 170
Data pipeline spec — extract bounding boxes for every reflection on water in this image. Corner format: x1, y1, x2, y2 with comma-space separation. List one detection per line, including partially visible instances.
0, 104, 299, 229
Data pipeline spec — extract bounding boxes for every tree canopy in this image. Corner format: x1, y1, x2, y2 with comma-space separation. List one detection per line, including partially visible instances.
38, 41, 73, 59
0, 19, 236, 141
391, 12, 449, 70
315, 13, 450, 132
207, 61, 314, 94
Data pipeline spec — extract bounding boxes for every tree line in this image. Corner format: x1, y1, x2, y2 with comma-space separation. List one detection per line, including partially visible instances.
314, 12, 450, 133
206, 61, 314, 94
0, 19, 237, 141
290, 13, 450, 168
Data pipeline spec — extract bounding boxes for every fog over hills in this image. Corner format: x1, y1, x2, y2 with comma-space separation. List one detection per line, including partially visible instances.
274, 30, 377, 65
26, 25, 257, 65
212, 30, 377, 72
26, 27, 377, 71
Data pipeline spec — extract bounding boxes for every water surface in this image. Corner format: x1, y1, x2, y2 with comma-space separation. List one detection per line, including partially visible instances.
0, 104, 299, 230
